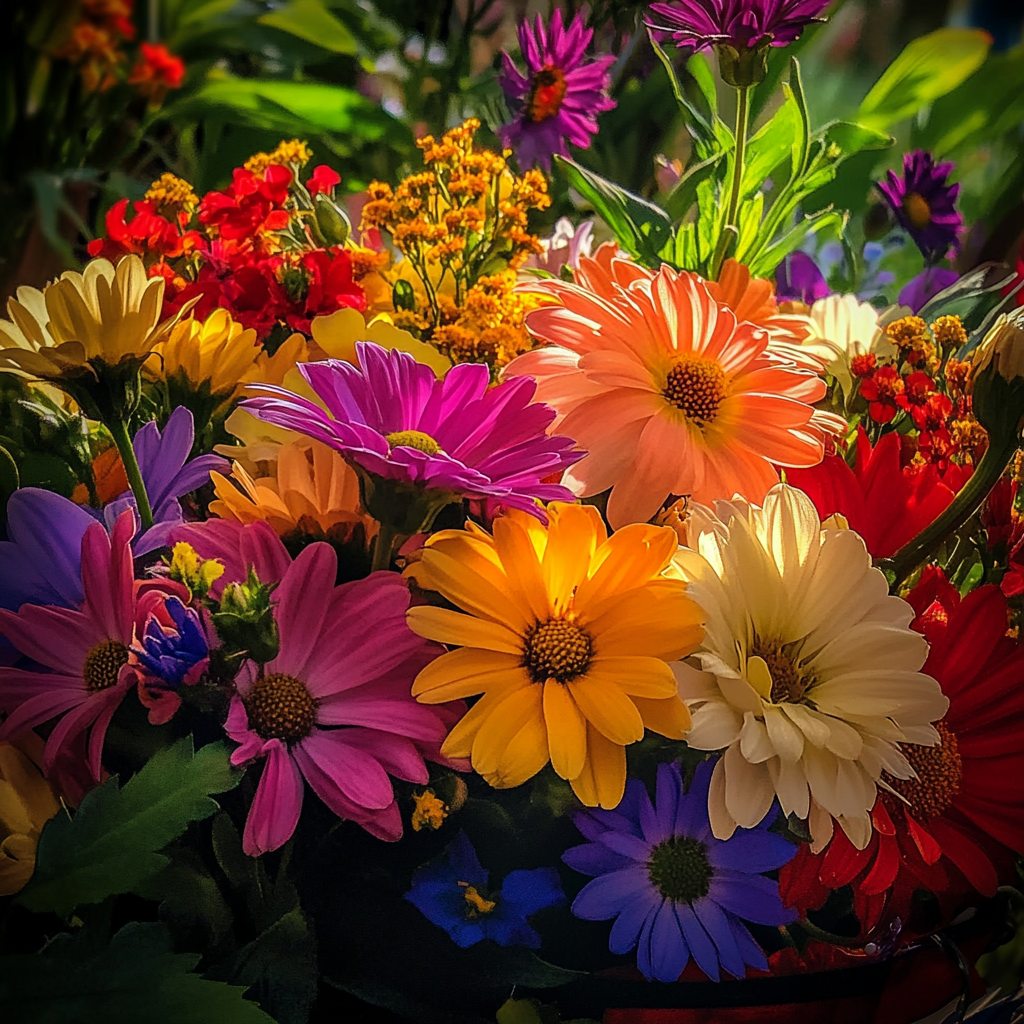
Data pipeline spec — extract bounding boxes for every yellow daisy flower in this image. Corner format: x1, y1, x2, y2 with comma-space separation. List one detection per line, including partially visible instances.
406, 503, 704, 808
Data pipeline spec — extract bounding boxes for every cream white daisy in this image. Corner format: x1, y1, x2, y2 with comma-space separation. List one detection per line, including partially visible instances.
671, 484, 949, 851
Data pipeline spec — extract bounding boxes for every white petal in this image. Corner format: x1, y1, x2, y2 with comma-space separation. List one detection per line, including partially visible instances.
723, 742, 776, 829
686, 702, 743, 750
739, 711, 775, 764
764, 705, 805, 762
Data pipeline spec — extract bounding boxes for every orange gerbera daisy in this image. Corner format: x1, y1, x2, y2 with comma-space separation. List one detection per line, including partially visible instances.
406, 502, 703, 808
506, 246, 844, 527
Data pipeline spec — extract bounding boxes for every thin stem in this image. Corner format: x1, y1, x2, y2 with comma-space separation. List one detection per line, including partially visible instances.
724, 85, 751, 234
370, 520, 397, 573
889, 439, 1019, 589
108, 417, 154, 532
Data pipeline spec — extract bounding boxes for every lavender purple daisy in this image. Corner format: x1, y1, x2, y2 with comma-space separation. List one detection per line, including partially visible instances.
647, 0, 830, 55
563, 760, 796, 983
240, 342, 583, 521
878, 150, 963, 264
498, 9, 615, 170
775, 251, 830, 306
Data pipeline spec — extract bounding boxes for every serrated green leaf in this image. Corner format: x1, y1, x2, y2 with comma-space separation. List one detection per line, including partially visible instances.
258, 0, 357, 54
18, 738, 240, 917
857, 28, 991, 130
0, 922, 274, 1024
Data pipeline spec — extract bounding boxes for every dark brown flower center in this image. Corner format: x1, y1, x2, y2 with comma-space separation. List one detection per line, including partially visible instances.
903, 192, 932, 231
663, 353, 727, 426
751, 638, 813, 704
522, 618, 593, 683
245, 672, 318, 742
648, 835, 712, 903
83, 639, 130, 692
887, 721, 963, 822
526, 66, 568, 122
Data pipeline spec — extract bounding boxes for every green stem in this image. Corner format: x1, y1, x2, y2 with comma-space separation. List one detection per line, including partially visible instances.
724, 85, 751, 235
371, 519, 397, 573
889, 439, 1019, 589
108, 417, 154, 532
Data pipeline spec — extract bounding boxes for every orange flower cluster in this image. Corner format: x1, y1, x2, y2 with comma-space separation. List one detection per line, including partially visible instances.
361, 118, 549, 338
54, 0, 135, 92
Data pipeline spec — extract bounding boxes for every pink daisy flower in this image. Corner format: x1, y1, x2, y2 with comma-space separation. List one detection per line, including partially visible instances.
0, 510, 139, 781
223, 541, 459, 855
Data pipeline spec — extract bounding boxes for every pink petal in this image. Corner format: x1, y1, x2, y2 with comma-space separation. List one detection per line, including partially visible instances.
242, 742, 304, 855
0, 668, 84, 708
293, 729, 394, 811
339, 729, 430, 784
0, 687, 85, 741
43, 694, 111, 775
86, 686, 127, 779
224, 694, 267, 763
316, 694, 447, 741
81, 513, 134, 643
268, 542, 336, 679
0, 607, 95, 674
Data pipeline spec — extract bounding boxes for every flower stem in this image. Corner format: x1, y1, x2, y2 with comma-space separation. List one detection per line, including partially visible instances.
371, 519, 397, 573
724, 85, 751, 234
108, 417, 154, 532
889, 438, 1019, 589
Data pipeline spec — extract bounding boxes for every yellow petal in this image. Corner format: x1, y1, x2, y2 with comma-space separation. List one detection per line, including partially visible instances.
471, 684, 545, 777
585, 656, 678, 699
480, 713, 550, 789
543, 681, 587, 781
492, 514, 552, 623
575, 523, 678, 611
747, 655, 774, 702
542, 503, 602, 615
586, 582, 704, 660
569, 724, 626, 809
633, 695, 692, 740
441, 688, 520, 758
568, 675, 644, 745
412, 648, 527, 702
406, 606, 523, 654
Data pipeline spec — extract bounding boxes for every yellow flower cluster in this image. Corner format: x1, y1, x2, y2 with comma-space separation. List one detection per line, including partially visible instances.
361, 119, 549, 336
144, 173, 199, 217
244, 139, 313, 175
433, 271, 544, 369
886, 313, 967, 374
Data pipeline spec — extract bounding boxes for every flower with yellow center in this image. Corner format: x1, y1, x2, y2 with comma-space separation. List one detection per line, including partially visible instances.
209, 439, 377, 545
0, 734, 60, 896
671, 484, 949, 850
405, 502, 704, 808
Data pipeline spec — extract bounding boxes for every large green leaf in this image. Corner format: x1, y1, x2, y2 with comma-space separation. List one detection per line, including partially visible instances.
556, 156, 672, 267
18, 738, 240, 918
741, 87, 802, 199
0, 922, 274, 1024
258, 0, 357, 54
857, 28, 991, 130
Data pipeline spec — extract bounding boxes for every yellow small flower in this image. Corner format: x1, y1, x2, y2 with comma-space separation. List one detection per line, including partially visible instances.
168, 542, 224, 600
0, 735, 60, 897
144, 173, 199, 216
410, 789, 449, 831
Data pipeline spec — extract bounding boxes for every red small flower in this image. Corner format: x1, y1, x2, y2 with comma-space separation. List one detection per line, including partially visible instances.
86, 197, 185, 264
307, 165, 341, 196
850, 352, 877, 378
128, 42, 185, 104
283, 248, 366, 335
859, 364, 904, 424
199, 166, 293, 250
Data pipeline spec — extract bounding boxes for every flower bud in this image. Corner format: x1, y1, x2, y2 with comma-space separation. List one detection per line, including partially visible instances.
392, 279, 417, 312
715, 42, 770, 88
314, 193, 351, 246
211, 567, 280, 665
969, 310, 1024, 445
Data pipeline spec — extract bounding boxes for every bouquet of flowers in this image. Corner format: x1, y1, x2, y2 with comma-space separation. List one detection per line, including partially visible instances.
2, 3, 1024, 1023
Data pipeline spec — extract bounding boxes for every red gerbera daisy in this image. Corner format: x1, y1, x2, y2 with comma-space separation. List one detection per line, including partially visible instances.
780, 571, 1024, 936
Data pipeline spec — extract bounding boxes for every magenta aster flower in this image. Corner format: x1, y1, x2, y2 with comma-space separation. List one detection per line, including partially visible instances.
648, 0, 830, 54
878, 150, 963, 264
0, 510, 140, 780
497, 9, 615, 170
240, 343, 583, 521
223, 542, 458, 855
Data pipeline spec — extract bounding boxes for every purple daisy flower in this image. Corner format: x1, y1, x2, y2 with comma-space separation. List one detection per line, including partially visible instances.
498, 9, 616, 170
563, 760, 796, 983
899, 266, 961, 313
240, 342, 583, 521
647, 0, 830, 55
878, 151, 963, 264
775, 251, 830, 306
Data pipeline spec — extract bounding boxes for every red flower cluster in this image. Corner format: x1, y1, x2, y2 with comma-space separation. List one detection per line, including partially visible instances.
128, 42, 186, 104
87, 147, 367, 340
780, 570, 1024, 939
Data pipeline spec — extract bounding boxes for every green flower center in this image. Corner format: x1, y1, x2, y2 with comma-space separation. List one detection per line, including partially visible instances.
663, 353, 727, 426
648, 835, 712, 903
245, 672, 317, 742
385, 430, 442, 455
522, 618, 593, 684
83, 639, 130, 692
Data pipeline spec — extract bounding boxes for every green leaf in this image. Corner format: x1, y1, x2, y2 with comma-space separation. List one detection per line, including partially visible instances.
741, 87, 802, 199
555, 156, 672, 267
0, 442, 20, 499
748, 208, 845, 279
0, 922, 274, 1024
663, 151, 725, 220
819, 120, 894, 158
857, 28, 991, 130
919, 263, 1023, 342
650, 37, 717, 153
258, 0, 358, 54
18, 738, 240, 918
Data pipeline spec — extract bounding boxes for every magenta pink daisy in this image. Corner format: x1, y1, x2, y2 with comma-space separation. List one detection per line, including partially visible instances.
0, 510, 140, 780
223, 542, 458, 855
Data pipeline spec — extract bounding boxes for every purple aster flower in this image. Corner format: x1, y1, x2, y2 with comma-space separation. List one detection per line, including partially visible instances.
406, 831, 565, 948
498, 10, 616, 170
100, 406, 227, 555
878, 151, 963, 264
563, 761, 796, 983
775, 251, 830, 306
240, 342, 583, 522
899, 266, 960, 313
647, 0, 830, 55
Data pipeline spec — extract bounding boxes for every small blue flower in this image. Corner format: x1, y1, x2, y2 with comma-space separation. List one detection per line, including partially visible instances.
405, 831, 565, 949
134, 597, 209, 688
563, 761, 797, 983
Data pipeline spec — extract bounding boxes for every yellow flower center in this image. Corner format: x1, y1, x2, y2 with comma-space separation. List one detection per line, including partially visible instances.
459, 882, 497, 916
663, 353, 727, 426
245, 673, 318, 743
903, 192, 932, 231
749, 638, 813, 705
411, 789, 449, 832
647, 836, 712, 903
526, 66, 568, 123
887, 721, 963, 822
83, 639, 130, 692
385, 430, 442, 455
523, 618, 593, 684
